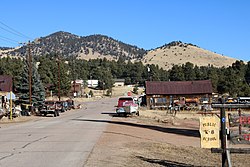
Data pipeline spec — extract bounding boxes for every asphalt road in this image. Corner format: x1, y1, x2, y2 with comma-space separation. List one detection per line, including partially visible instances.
0, 97, 117, 167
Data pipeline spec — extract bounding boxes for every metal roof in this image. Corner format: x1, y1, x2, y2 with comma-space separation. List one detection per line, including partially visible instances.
146, 80, 213, 95
0, 75, 12, 92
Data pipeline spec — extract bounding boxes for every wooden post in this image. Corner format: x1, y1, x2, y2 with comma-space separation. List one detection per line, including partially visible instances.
10, 91, 12, 120
57, 57, 61, 101
220, 106, 227, 166
211, 102, 250, 166
238, 109, 242, 135
28, 42, 32, 105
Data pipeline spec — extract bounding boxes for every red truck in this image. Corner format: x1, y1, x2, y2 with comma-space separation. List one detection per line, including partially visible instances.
116, 96, 139, 116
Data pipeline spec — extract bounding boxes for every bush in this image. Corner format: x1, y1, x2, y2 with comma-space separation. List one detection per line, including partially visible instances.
133, 86, 138, 94
89, 90, 94, 97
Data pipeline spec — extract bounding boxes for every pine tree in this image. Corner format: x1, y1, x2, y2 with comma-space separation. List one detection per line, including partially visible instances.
16, 59, 45, 106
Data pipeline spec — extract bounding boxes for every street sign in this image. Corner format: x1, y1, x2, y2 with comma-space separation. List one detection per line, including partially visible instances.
200, 116, 220, 148
6, 92, 16, 100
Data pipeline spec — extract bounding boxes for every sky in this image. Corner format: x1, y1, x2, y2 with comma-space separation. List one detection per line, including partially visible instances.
0, 0, 249, 61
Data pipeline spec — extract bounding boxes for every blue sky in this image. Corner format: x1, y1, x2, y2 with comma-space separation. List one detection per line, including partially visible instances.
0, 0, 249, 61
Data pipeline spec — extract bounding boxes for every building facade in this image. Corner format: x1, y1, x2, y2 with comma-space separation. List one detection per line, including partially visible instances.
145, 80, 213, 110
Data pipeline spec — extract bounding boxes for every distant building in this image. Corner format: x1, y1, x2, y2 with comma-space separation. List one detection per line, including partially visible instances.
114, 79, 125, 87
145, 80, 213, 109
87, 80, 98, 88
71, 80, 84, 97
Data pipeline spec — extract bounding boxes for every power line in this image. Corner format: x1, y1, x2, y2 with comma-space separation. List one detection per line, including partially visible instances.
0, 20, 32, 40
0, 35, 18, 45
0, 35, 19, 43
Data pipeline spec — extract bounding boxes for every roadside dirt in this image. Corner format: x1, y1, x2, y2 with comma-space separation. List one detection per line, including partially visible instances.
2, 98, 250, 166
85, 110, 250, 167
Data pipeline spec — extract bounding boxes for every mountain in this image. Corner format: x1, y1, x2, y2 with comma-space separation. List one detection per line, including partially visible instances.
143, 41, 236, 69
0, 31, 237, 69
0, 31, 146, 60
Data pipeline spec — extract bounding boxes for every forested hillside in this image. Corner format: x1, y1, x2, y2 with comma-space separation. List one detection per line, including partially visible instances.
1, 55, 249, 97
3, 31, 146, 60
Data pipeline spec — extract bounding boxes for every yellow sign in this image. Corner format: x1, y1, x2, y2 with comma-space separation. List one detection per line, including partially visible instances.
200, 116, 220, 148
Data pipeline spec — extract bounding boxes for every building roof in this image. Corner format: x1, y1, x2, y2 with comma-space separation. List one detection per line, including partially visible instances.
0, 75, 12, 92
114, 79, 125, 82
146, 80, 213, 95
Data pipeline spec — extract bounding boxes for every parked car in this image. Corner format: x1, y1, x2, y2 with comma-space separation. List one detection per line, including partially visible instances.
40, 101, 59, 117
20, 103, 32, 116
66, 99, 74, 110
55, 101, 66, 112
62, 101, 69, 111
115, 96, 139, 116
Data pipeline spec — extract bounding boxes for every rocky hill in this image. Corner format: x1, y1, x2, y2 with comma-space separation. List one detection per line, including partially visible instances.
0, 32, 237, 69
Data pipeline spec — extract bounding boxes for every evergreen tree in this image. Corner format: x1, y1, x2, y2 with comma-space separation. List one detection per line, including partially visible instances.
169, 65, 185, 81
183, 62, 195, 81
208, 67, 219, 92
245, 61, 250, 84
16, 58, 45, 105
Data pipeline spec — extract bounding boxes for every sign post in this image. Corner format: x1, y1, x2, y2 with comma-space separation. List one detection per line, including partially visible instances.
7, 91, 16, 120
211, 101, 250, 167
220, 101, 227, 167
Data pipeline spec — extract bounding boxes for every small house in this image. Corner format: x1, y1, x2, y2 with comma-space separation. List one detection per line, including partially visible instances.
114, 79, 125, 87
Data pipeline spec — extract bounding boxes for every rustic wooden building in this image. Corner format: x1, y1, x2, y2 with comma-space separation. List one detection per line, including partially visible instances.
0, 75, 12, 93
145, 80, 213, 109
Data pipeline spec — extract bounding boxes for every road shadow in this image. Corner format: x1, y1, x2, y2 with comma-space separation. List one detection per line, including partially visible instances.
101, 112, 131, 117
101, 112, 117, 117
136, 156, 205, 167
72, 118, 200, 138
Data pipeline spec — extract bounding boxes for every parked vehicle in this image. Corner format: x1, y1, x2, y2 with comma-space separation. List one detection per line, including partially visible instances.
62, 101, 69, 111
116, 96, 139, 116
40, 101, 59, 117
20, 103, 32, 116
55, 101, 66, 112
67, 99, 74, 110
238, 97, 250, 104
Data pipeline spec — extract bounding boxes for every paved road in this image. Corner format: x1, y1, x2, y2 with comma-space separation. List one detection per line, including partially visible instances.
0, 98, 117, 167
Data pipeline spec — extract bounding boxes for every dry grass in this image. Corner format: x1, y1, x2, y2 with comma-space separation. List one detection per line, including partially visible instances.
142, 45, 236, 70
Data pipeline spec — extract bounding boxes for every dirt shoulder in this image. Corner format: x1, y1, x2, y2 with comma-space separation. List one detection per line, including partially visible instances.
85, 110, 250, 167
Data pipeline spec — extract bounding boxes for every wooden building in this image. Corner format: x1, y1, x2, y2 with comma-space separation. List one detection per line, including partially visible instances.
0, 75, 13, 109
145, 80, 213, 109
0, 75, 12, 93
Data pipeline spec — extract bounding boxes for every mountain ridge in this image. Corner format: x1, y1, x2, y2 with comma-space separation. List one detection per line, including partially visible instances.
0, 31, 237, 69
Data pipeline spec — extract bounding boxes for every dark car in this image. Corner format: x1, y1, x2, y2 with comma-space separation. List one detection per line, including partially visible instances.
66, 99, 74, 110
40, 101, 59, 117
56, 101, 66, 112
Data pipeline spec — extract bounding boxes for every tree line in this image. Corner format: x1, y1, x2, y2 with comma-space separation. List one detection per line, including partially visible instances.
0, 55, 249, 105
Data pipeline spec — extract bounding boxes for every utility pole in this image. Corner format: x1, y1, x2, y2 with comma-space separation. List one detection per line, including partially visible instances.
28, 41, 32, 106
57, 54, 61, 101
73, 57, 76, 97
